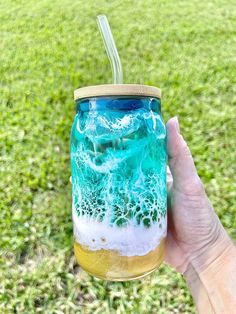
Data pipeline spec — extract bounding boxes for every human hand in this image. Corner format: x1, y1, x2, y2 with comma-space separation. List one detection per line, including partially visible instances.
165, 117, 232, 274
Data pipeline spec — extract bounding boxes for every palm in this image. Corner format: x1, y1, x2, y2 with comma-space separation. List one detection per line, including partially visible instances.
161, 117, 226, 273
166, 177, 217, 272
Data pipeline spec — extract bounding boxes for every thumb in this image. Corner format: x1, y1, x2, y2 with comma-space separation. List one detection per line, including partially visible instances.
166, 117, 203, 195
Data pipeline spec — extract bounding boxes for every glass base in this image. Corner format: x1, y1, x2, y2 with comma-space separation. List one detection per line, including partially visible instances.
74, 238, 165, 281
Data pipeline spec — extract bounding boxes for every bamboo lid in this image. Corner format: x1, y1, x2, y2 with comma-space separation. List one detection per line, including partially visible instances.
74, 84, 161, 101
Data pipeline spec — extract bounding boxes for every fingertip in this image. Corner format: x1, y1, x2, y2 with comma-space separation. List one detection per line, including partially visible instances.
166, 116, 180, 134
166, 116, 182, 159
166, 118, 199, 190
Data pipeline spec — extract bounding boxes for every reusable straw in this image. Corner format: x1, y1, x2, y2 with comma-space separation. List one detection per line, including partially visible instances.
97, 15, 123, 84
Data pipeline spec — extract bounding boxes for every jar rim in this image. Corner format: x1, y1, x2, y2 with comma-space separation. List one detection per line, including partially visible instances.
74, 84, 161, 101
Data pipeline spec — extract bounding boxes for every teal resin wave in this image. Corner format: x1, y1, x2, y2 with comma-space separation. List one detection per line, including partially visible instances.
70, 97, 167, 228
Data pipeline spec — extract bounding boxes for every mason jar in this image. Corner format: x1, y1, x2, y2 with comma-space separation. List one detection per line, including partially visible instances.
70, 84, 167, 281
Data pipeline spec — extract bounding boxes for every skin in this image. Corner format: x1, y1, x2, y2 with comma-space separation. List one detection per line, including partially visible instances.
165, 117, 236, 313
165, 116, 230, 273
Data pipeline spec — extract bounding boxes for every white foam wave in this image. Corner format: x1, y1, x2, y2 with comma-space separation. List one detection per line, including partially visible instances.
73, 210, 166, 257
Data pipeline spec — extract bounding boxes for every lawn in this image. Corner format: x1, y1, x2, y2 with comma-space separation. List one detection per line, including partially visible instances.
0, 0, 235, 312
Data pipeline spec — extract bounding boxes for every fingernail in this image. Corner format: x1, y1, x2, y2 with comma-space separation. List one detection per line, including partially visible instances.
173, 116, 180, 133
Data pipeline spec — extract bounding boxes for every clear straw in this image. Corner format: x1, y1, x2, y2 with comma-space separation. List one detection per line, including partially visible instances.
97, 15, 123, 84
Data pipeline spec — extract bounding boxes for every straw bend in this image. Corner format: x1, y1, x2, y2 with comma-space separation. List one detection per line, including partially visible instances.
97, 15, 123, 84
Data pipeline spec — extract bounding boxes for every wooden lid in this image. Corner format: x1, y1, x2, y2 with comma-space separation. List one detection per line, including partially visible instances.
74, 84, 161, 101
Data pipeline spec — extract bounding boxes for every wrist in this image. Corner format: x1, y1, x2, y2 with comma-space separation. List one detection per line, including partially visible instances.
184, 242, 236, 314
184, 263, 215, 314
185, 243, 236, 313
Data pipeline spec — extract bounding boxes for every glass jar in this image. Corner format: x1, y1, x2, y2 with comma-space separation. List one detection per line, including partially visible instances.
70, 84, 167, 281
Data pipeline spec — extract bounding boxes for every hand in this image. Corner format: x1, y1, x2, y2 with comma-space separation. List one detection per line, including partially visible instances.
165, 117, 231, 273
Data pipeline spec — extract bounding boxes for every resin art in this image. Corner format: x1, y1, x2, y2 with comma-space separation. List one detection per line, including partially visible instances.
71, 96, 167, 280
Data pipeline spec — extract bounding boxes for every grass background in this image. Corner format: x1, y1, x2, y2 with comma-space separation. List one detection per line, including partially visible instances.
1, 0, 236, 312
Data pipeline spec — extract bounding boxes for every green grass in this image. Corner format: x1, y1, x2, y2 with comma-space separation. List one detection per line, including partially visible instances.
1, 0, 236, 312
